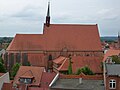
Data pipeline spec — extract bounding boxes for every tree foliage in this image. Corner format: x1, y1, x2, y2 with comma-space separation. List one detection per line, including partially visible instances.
25, 61, 31, 66
0, 62, 6, 73
111, 55, 120, 64
0, 56, 6, 73
76, 68, 81, 75
76, 66, 94, 75
0, 56, 4, 64
11, 63, 21, 78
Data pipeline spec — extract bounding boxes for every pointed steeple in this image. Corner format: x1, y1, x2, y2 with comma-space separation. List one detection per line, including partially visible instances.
46, 2, 50, 27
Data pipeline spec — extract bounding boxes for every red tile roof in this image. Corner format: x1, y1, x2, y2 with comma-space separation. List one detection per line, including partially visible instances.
28, 87, 49, 90
1, 83, 15, 90
2, 83, 26, 90
7, 34, 45, 51
103, 49, 120, 61
20, 70, 34, 78
14, 66, 44, 86
44, 24, 102, 51
57, 56, 102, 74
60, 74, 103, 80
41, 72, 56, 88
7, 24, 102, 51
53, 56, 67, 64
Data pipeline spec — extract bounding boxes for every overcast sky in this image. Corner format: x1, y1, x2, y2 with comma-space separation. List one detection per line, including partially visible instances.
0, 0, 120, 37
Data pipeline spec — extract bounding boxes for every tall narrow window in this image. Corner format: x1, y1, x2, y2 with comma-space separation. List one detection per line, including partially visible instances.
48, 54, 52, 60
9, 53, 14, 69
109, 79, 116, 89
22, 53, 28, 66
16, 53, 21, 63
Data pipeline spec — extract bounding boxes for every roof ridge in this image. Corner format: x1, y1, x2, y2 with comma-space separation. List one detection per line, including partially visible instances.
44, 23, 97, 26
19, 69, 34, 78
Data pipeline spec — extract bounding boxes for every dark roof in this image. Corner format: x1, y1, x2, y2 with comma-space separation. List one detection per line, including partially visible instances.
51, 78, 105, 90
7, 24, 102, 51
106, 64, 120, 76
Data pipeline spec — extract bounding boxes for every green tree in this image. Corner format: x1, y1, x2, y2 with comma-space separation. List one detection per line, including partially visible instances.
111, 55, 120, 64
68, 56, 73, 75
76, 66, 94, 75
0, 62, 6, 73
11, 63, 21, 78
76, 68, 81, 75
25, 61, 31, 66
0, 56, 4, 64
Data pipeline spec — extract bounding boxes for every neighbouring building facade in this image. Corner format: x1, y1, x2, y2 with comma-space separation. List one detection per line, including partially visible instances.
104, 64, 120, 90
4, 2, 103, 71
0, 72, 10, 90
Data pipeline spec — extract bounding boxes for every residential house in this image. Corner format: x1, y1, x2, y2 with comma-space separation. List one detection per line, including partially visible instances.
2, 66, 56, 90
104, 64, 120, 90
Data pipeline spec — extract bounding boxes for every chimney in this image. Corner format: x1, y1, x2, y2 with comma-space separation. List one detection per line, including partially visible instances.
79, 78, 82, 84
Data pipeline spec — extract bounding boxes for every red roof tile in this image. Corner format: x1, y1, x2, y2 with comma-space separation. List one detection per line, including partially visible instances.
20, 70, 34, 78
103, 49, 120, 61
60, 74, 103, 80
7, 34, 45, 51
28, 87, 49, 90
57, 56, 102, 74
44, 24, 102, 51
41, 72, 56, 88
1, 83, 15, 90
14, 66, 44, 86
53, 56, 67, 64
7, 24, 102, 51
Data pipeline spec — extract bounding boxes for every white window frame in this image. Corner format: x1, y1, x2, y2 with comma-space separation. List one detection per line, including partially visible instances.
109, 79, 116, 89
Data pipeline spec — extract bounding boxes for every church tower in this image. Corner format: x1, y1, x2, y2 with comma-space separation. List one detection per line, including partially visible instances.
46, 2, 50, 27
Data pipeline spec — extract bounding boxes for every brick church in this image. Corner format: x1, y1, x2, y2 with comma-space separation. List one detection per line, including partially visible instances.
4, 2, 103, 72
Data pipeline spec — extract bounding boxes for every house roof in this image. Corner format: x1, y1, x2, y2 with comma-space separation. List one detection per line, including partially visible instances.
51, 78, 104, 90
20, 70, 34, 78
2, 83, 27, 90
106, 64, 120, 76
1, 83, 15, 90
53, 56, 67, 64
44, 24, 102, 51
14, 66, 44, 86
7, 34, 45, 51
41, 72, 56, 88
7, 24, 102, 51
103, 49, 120, 61
57, 56, 102, 74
